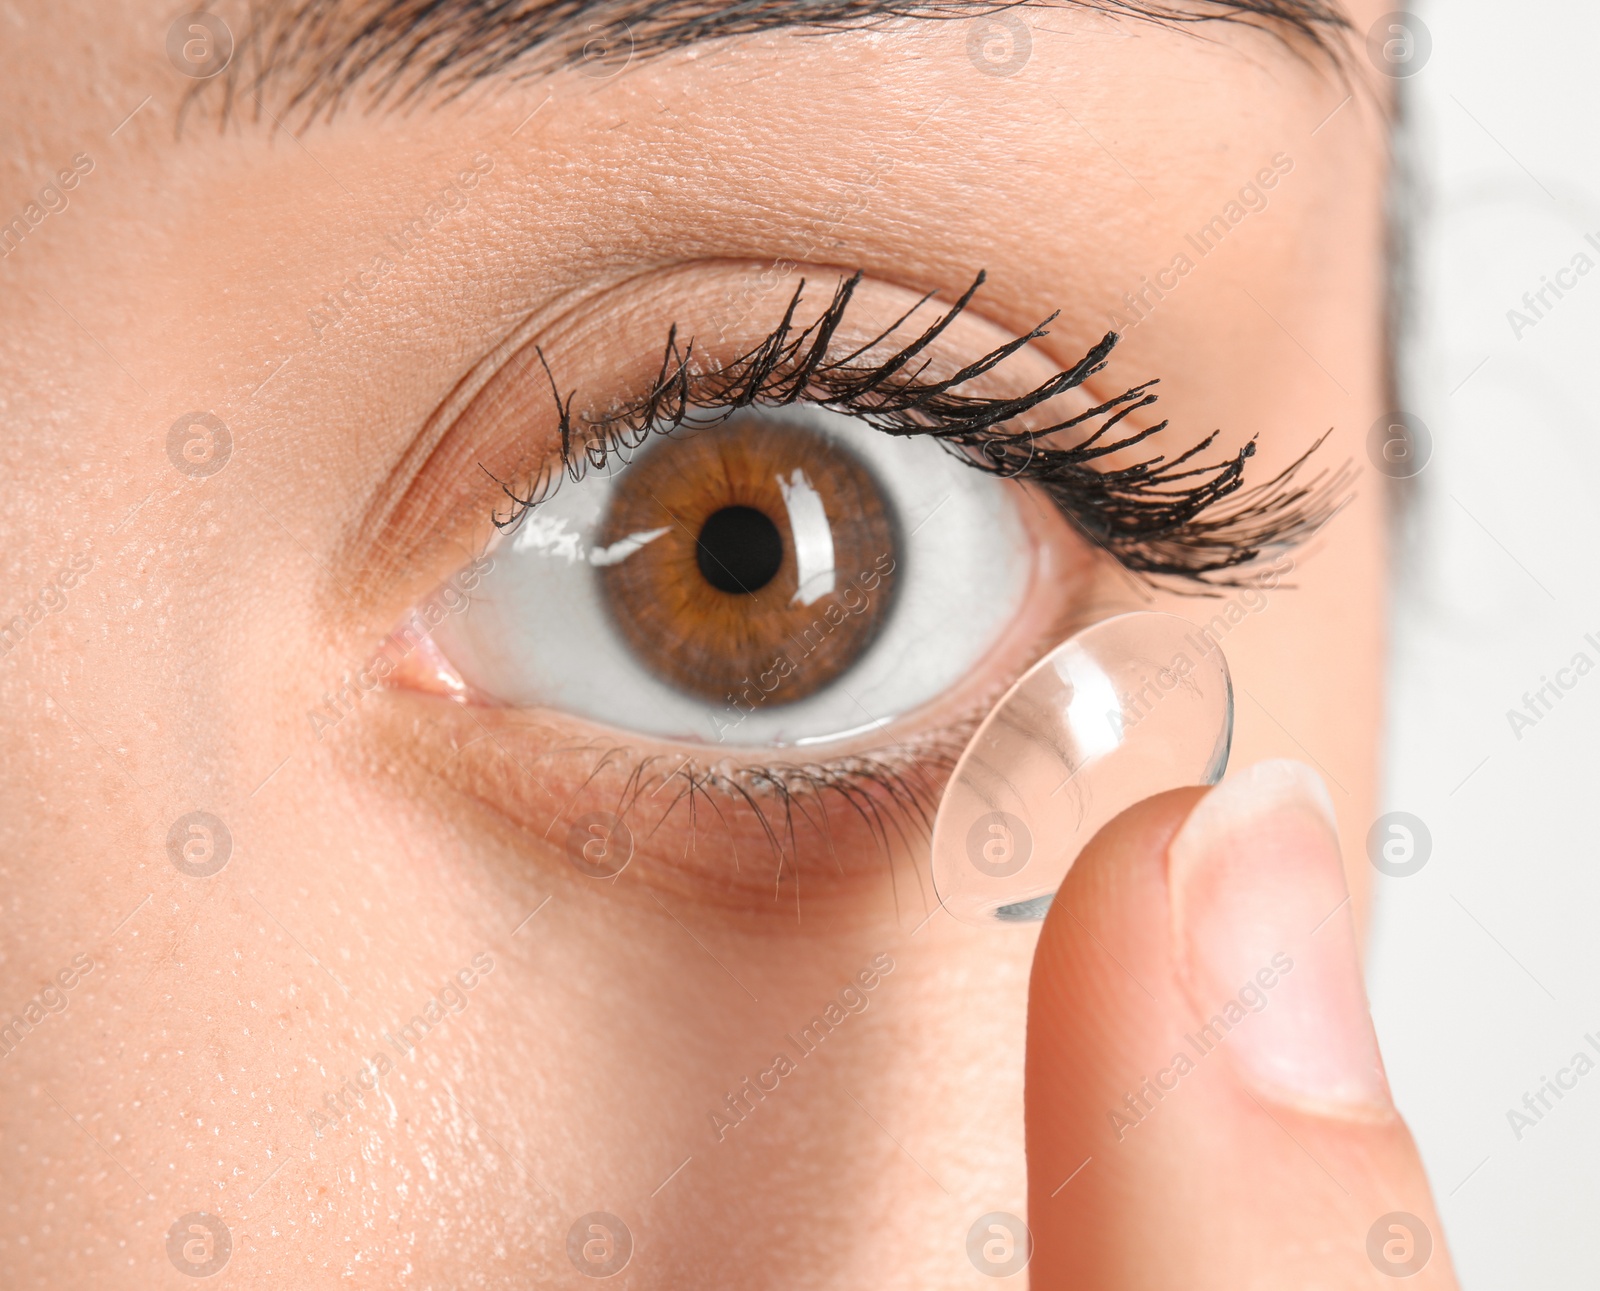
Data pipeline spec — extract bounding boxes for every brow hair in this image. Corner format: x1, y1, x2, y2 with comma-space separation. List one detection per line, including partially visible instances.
210, 0, 1352, 128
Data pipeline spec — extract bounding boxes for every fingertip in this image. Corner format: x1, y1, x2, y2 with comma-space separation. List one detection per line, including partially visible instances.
1168, 759, 1391, 1116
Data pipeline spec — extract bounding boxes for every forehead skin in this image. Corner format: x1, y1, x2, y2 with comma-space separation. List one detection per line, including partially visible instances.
0, 1, 1393, 1288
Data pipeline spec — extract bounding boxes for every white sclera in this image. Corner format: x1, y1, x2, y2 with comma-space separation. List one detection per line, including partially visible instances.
930, 611, 1233, 925
432, 405, 1032, 747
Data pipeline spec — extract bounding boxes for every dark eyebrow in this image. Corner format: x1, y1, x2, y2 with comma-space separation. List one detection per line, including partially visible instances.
211, 0, 1351, 128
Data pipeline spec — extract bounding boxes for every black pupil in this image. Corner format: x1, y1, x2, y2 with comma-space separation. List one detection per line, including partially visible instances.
696, 506, 784, 594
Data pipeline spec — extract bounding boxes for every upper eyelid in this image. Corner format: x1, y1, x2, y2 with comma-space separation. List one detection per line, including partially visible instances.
332, 263, 1345, 631
488, 269, 1351, 588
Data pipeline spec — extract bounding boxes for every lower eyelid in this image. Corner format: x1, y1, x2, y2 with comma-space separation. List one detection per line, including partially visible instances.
366, 689, 955, 913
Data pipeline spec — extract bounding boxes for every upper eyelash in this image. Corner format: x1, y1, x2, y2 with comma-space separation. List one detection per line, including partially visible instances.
486, 269, 1352, 586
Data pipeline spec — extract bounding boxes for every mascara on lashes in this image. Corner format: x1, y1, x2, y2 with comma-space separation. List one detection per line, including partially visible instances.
486, 269, 1351, 586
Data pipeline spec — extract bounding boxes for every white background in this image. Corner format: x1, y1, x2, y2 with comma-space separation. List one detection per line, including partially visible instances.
1369, 2, 1600, 1285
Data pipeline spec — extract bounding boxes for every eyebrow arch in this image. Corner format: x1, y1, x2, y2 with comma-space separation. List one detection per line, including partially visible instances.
212, 0, 1351, 129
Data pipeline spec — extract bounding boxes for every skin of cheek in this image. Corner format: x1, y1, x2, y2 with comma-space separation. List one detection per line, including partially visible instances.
0, 7, 1392, 1289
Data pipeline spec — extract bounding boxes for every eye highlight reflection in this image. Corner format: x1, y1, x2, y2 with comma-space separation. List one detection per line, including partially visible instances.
594, 414, 899, 706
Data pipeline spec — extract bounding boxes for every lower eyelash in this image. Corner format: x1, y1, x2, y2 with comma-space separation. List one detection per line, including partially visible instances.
572, 729, 968, 903
485, 269, 1352, 588
681, 751, 948, 872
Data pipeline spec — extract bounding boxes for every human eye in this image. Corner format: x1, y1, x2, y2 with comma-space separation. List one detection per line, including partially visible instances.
373, 268, 1339, 898
435, 397, 1036, 747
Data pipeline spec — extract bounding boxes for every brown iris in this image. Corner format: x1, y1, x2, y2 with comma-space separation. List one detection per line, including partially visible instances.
595, 415, 899, 707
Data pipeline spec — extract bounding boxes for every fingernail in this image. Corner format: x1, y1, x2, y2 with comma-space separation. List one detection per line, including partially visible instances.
1168, 759, 1391, 1115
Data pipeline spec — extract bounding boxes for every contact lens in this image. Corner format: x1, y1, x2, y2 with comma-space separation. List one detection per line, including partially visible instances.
930, 611, 1233, 925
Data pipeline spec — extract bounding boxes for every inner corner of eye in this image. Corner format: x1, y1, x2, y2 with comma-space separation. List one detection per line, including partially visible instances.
425, 406, 1041, 748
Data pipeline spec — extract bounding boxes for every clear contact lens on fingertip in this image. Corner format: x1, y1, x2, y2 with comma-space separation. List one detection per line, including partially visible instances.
930, 611, 1233, 926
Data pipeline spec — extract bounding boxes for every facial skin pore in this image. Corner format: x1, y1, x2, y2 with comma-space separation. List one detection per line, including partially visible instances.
0, 1, 1391, 1285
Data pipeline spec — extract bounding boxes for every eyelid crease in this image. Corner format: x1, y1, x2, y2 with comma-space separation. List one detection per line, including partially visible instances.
487, 269, 1354, 589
